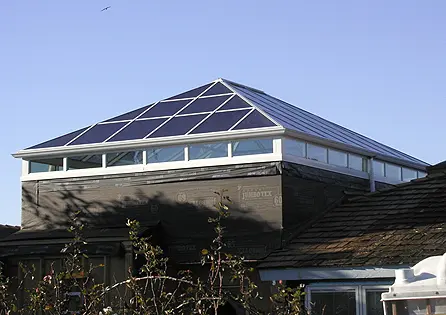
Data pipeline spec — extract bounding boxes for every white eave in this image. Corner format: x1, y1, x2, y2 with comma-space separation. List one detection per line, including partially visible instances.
13, 126, 285, 159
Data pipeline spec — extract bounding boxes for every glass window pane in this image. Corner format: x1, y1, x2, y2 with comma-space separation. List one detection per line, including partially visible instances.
386, 163, 402, 180
149, 114, 207, 138
366, 290, 387, 315
140, 99, 191, 118
329, 149, 348, 167
189, 142, 228, 160
307, 144, 328, 163
373, 160, 385, 177
191, 110, 250, 134
106, 151, 143, 167
67, 155, 102, 170
311, 291, 356, 315
217, 95, 252, 111
418, 171, 427, 178
178, 95, 230, 115
201, 82, 232, 96
69, 123, 127, 146
233, 110, 276, 130
108, 119, 167, 142
147, 146, 185, 163
402, 168, 417, 181
29, 158, 64, 173
232, 139, 273, 156
284, 139, 306, 158
348, 154, 366, 172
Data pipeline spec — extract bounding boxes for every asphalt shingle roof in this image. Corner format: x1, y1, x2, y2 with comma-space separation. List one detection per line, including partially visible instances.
259, 171, 446, 269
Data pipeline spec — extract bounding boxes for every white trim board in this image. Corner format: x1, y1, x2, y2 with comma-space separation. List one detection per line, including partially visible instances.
14, 127, 285, 159
259, 266, 406, 281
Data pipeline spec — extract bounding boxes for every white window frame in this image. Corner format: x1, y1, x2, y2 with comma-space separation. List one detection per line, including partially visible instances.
306, 283, 391, 315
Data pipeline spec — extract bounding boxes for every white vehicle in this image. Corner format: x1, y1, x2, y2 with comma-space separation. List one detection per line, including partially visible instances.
382, 253, 446, 315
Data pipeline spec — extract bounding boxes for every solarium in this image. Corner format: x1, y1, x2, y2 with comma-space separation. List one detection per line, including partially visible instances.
14, 78, 429, 187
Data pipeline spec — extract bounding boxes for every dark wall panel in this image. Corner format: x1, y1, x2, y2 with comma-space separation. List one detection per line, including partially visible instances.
21, 164, 283, 260
282, 162, 371, 230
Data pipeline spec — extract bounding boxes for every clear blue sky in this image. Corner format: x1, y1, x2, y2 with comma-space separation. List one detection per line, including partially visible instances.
1, 1, 445, 226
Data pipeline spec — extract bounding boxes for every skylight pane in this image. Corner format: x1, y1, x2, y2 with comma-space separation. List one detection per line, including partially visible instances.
148, 114, 207, 138
165, 83, 212, 100
178, 95, 230, 115
232, 139, 273, 156
217, 95, 252, 111
147, 146, 185, 163
107, 119, 166, 142
190, 110, 250, 134
102, 104, 152, 122
201, 82, 232, 96
26, 127, 88, 149
189, 142, 228, 160
69, 123, 127, 146
139, 100, 190, 119
232, 110, 276, 130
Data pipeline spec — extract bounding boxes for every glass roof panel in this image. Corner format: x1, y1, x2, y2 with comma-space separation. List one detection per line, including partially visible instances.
165, 83, 212, 100
201, 82, 232, 96
190, 109, 250, 134
217, 95, 252, 111
102, 104, 152, 122
232, 110, 276, 130
178, 95, 231, 115
139, 99, 190, 119
148, 114, 207, 138
107, 118, 167, 142
69, 122, 127, 146
26, 127, 88, 149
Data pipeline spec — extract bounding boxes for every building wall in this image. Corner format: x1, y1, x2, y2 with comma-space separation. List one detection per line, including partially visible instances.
21, 163, 283, 261
281, 162, 372, 231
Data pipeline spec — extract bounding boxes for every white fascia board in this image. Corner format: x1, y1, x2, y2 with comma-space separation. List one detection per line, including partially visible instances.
13, 126, 285, 159
259, 266, 407, 281
283, 129, 429, 170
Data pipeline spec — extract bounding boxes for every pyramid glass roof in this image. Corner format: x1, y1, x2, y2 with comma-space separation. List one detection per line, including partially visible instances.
21, 78, 428, 167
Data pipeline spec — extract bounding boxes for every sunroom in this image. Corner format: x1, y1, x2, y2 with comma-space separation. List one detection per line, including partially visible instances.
14, 78, 428, 188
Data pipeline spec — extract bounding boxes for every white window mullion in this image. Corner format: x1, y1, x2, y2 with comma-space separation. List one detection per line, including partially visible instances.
228, 143, 232, 158
63, 157, 68, 171
22, 160, 30, 175
273, 138, 282, 156
184, 146, 189, 161
102, 154, 107, 168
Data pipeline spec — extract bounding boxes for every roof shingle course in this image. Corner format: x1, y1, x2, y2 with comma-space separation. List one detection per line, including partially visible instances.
260, 172, 446, 269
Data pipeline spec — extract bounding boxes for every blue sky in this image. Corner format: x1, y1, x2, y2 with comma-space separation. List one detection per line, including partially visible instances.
1, 1, 445, 225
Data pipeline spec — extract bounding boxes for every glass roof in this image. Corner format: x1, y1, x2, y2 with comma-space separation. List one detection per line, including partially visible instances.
24, 78, 428, 167
26, 82, 277, 150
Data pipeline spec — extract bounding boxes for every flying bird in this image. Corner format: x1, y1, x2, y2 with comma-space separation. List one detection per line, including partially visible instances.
101, 6, 111, 12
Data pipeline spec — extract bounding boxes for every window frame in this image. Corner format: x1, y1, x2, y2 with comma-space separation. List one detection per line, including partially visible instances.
306, 283, 390, 315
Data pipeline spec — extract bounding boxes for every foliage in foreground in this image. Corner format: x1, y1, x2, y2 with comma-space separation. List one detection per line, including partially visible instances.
0, 191, 305, 315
